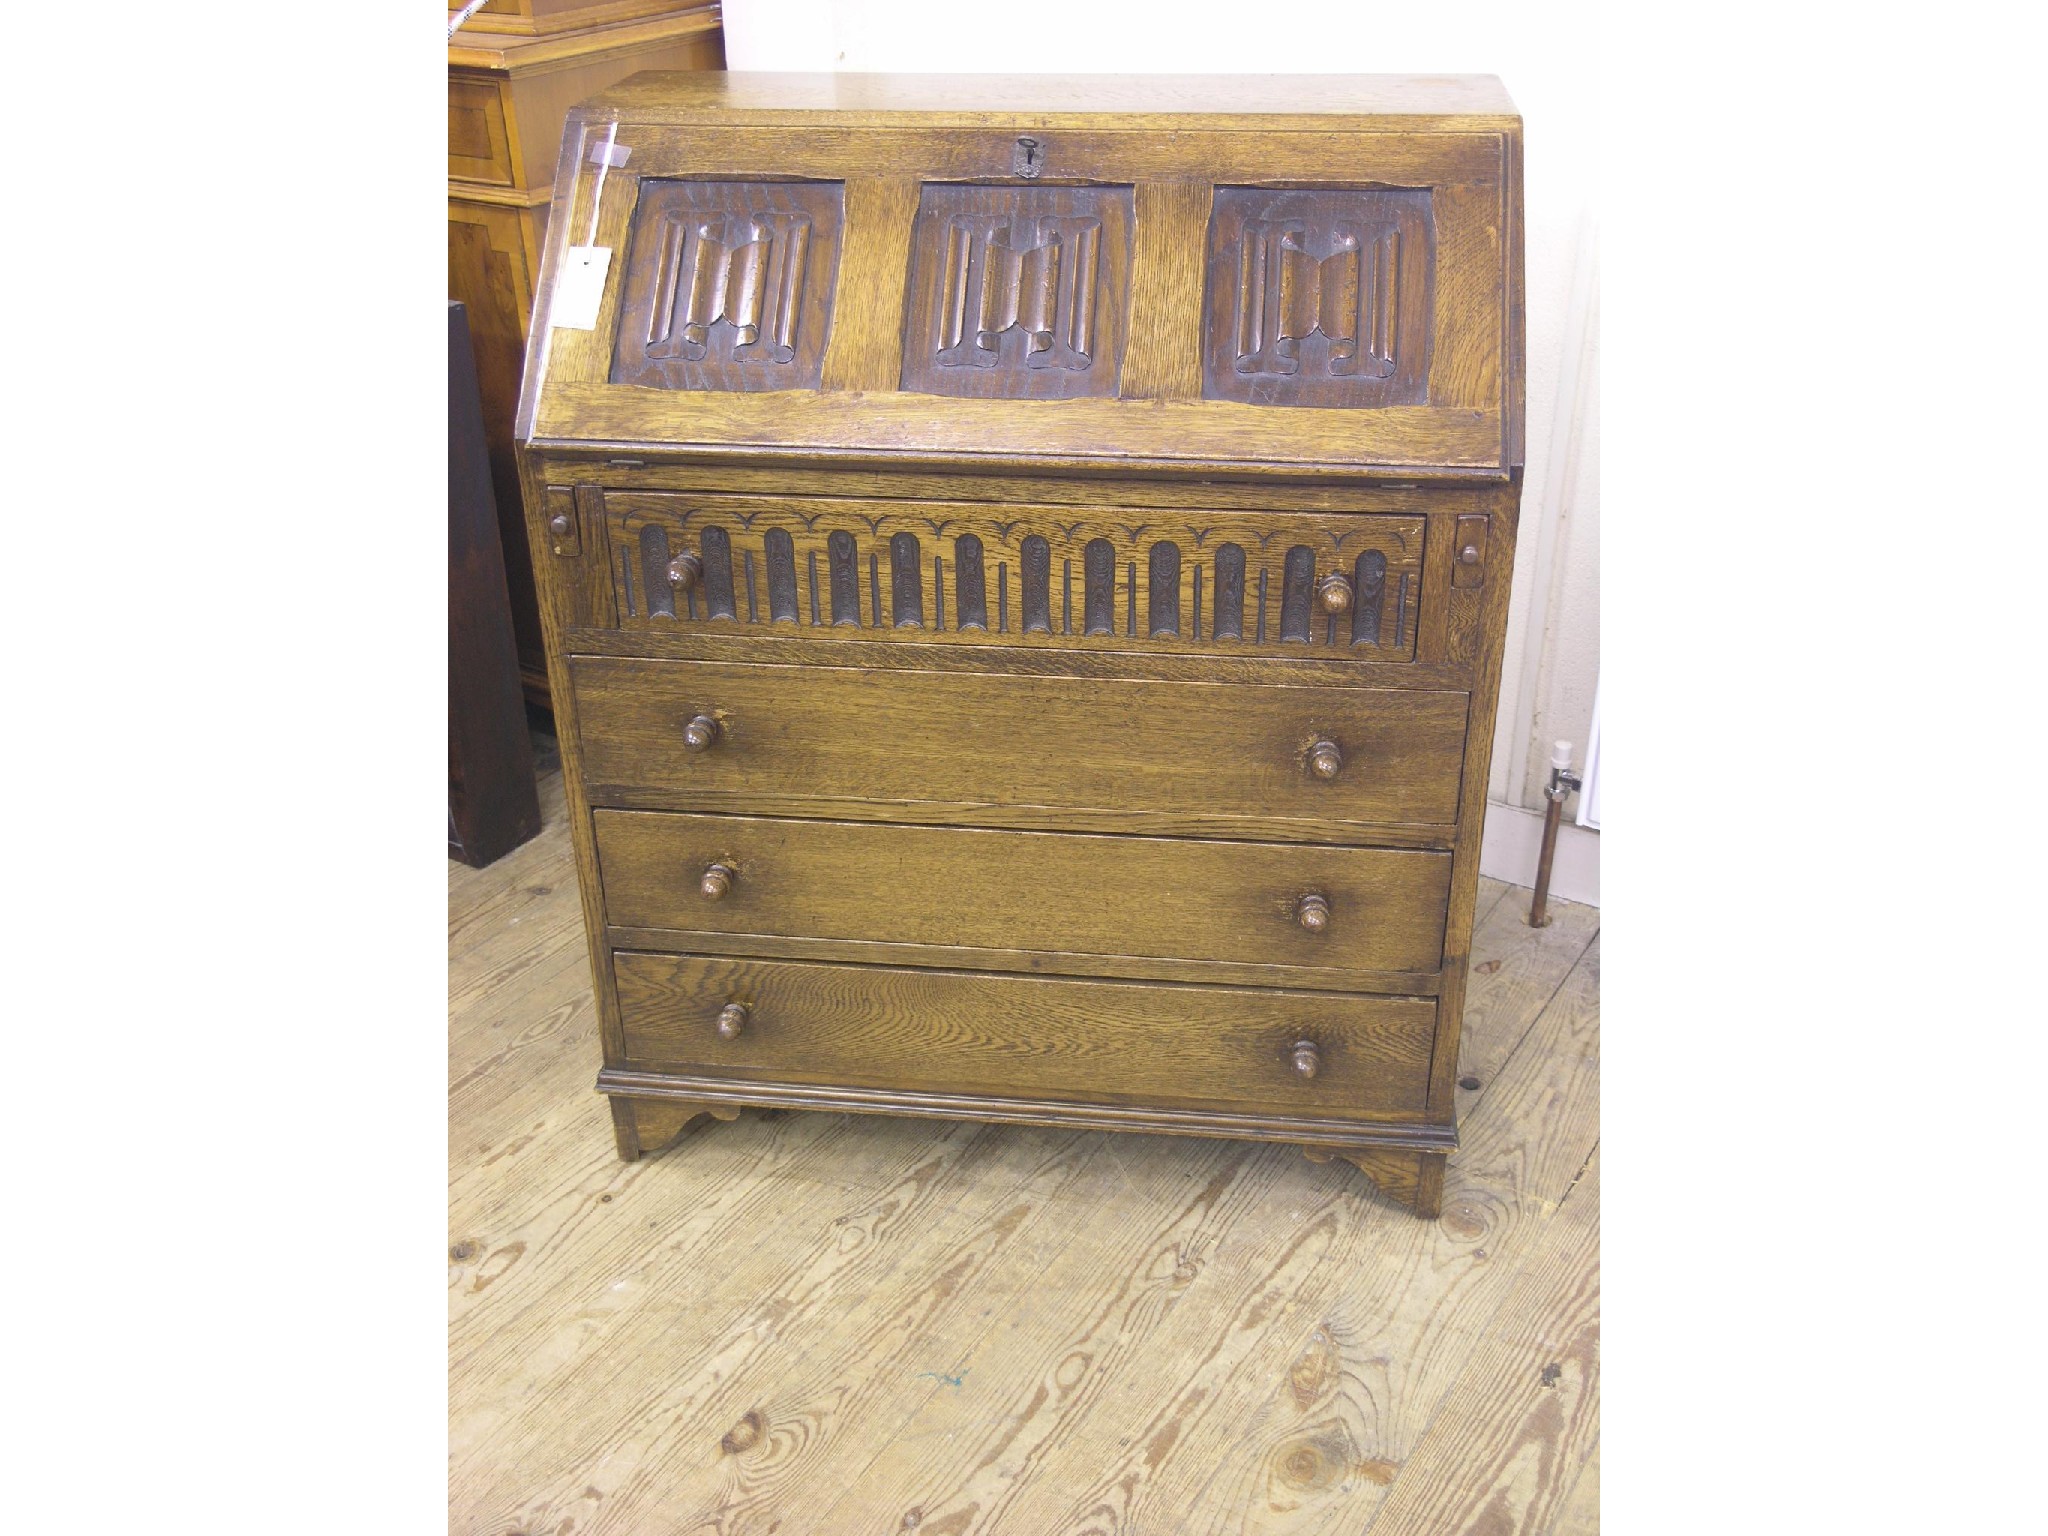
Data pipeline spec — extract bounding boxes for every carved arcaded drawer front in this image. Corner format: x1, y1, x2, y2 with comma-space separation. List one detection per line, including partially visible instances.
599, 494, 1425, 661
614, 951, 1437, 1122
595, 810, 1452, 977
448, 76, 515, 187
569, 656, 1469, 838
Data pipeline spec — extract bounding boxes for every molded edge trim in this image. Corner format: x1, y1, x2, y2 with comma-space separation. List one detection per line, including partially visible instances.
595, 1068, 1459, 1151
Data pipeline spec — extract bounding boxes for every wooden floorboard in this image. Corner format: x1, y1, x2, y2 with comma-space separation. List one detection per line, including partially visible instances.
1553, 1439, 1600, 1536
451, 734, 1600, 1534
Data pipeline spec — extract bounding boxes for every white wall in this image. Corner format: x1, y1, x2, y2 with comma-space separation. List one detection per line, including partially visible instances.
726, 0, 1600, 896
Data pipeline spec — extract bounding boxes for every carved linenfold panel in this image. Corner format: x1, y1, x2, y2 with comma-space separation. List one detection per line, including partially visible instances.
935, 217, 1098, 372
764, 529, 799, 622
954, 535, 988, 630
651, 212, 810, 363
1204, 187, 1435, 409
1021, 535, 1053, 634
826, 530, 860, 626
1352, 549, 1388, 648
1279, 546, 1315, 643
902, 184, 1133, 400
1083, 539, 1115, 636
1148, 544, 1181, 638
636, 524, 674, 619
610, 181, 844, 393
598, 495, 1424, 661
1234, 224, 1400, 380
699, 525, 737, 620
889, 533, 925, 628
1213, 544, 1246, 641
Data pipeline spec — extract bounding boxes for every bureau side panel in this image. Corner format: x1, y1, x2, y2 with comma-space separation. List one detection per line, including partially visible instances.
514, 444, 631, 1072
1426, 481, 1524, 1126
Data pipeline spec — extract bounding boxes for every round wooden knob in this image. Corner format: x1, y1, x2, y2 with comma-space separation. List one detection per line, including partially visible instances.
716, 1002, 749, 1041
1307, 740, 1343, 780
1296, 893, 1331, 933
682, 714, 720, 752
1291, 1040, 1322, 1080
1317, 573, 1355, 615
700, 862, 735, 900
548, 513, 572, 537
1460, 543, 1481, 566
667, 551, 704, 591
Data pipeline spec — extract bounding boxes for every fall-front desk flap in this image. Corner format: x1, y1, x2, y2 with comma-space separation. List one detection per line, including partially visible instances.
518, 72, 1524, 480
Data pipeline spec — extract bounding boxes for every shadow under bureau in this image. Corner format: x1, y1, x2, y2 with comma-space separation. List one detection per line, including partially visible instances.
514, 72, 1525, 1218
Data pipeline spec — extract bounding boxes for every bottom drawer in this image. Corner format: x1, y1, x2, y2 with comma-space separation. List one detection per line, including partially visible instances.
614, 951, 1436, 1123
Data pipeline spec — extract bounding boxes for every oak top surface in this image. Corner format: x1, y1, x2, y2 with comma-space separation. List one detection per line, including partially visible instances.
584, 71, 1521, 128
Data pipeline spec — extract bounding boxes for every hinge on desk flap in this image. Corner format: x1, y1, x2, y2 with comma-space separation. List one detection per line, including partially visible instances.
543, 487, 580, 557
1452, 514, 1487, 589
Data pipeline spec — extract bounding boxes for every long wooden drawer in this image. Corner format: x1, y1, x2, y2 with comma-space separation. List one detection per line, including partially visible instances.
595, 808, 1452, 978
570, 655, 1468, 839
614, 951, 1437, 1122
591, 494, 1430, 662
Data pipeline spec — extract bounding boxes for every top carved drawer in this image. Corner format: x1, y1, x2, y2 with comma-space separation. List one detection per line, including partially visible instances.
551, 491, 1427, 661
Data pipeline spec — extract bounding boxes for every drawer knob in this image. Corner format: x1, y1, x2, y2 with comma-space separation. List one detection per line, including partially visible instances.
1307, 739, 1343, 780
682, 714, 721, 752
1316, 573, 1355, 615
1291, 1040, 1322, 1080
547, 513, 573, 537
716, 1002, 750, 1041
667, 550, 704, 591
700, 862, 736, 900
1296, 893, 1331, 932
1460, 543, 1482, 567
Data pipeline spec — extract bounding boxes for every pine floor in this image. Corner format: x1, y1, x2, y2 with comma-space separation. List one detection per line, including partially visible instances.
450, 734, 1600, 1536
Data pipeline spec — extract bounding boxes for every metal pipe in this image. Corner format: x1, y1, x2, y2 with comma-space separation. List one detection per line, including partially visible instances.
1529, 740, 1582, 928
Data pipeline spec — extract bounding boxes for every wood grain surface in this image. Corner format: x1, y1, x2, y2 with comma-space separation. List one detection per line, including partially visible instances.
593, 809, 1452, 978
534, 381, 1509, 478
569, 654, 1469, 834
450, 750, 1599, 1534
612, 949, 1437, 1120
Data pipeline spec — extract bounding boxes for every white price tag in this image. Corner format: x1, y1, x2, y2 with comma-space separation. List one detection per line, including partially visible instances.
550, 245, 612, 331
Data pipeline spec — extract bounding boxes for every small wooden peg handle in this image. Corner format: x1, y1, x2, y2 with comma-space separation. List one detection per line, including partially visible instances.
700, 862, 735, 900
1296, 893, 1331, 932
682, 714, 720, 752
667, 551, 704, 590
1308, 740, 1343, 780
716, 1002, 749, 1041
1317, 573, 1355, 615
1291, 1040, 1322, 1079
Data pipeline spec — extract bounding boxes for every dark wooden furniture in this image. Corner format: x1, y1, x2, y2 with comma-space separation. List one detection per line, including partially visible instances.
450, 302, 543, 868
514, 74, 1525, 1217
449, 3, 724, 710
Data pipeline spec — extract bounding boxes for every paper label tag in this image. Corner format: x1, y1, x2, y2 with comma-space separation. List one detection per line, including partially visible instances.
587, 139, 632, 169
550, 246, 612, 331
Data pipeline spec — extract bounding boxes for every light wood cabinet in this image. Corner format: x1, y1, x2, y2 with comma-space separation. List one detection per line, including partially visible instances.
447, 4, 723, 708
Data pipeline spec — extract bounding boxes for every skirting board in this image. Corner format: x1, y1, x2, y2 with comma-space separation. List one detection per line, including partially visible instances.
1478, 799, 1601, 907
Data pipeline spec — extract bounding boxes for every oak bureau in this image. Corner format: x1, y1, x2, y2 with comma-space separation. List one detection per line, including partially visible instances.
513, 73, 1525, 1217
